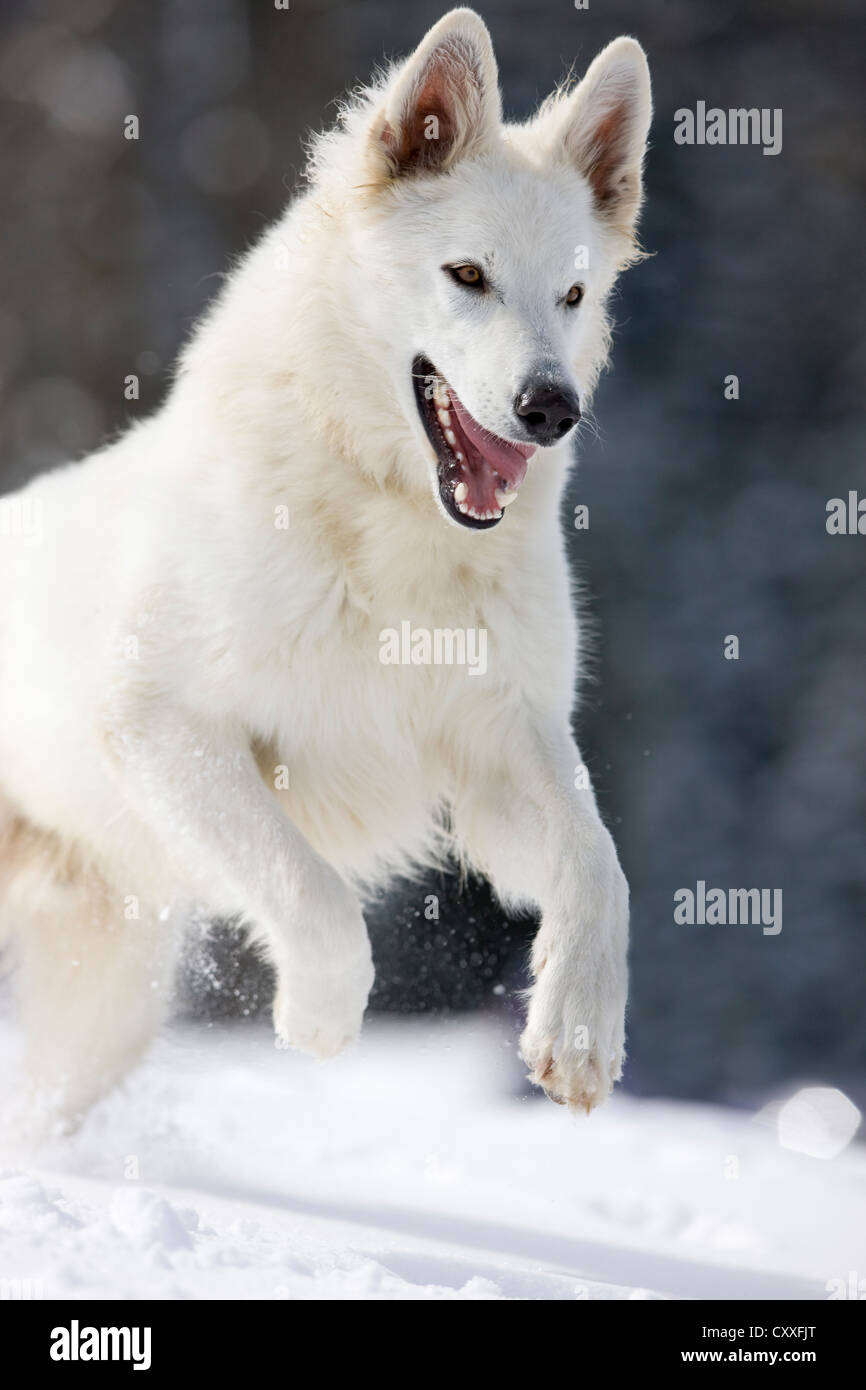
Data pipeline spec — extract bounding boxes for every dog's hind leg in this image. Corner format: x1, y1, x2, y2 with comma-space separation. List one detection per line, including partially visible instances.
1, 821, 176, 1131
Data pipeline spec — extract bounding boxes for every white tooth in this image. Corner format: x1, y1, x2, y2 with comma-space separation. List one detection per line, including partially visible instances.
458, 502, 469, 514
445, 429, 457, 447
496, 487, 518, 508
454, 481, 468, 503
437, 408, 451, 428
455, 451, 464, 462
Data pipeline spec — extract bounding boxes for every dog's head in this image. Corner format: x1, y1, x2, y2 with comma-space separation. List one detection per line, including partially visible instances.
313, 9, 651, 531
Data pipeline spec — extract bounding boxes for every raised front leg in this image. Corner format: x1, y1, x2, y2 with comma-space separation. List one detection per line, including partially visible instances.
453, 721, 629, 1110
102, 696, 374, 1058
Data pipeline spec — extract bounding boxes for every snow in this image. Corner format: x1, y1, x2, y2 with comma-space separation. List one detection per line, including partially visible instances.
0, 1015, 863, 1301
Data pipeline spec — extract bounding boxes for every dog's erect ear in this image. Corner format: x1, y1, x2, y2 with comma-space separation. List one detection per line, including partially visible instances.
552, 38, 651, 229
368, 9, 500, 179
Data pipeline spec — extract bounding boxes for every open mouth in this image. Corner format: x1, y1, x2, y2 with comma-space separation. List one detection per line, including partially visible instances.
412, 354, 536, 529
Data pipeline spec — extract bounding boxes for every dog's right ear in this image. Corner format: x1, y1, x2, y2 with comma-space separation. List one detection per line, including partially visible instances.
366, 9, 501, 181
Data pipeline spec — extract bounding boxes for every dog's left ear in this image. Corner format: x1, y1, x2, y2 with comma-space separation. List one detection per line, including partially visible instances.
367, 8, 501, 180
551, 37, 652, 232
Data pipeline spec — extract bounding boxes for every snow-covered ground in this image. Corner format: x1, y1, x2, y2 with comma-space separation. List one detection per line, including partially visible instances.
0, 1015, 862, 1301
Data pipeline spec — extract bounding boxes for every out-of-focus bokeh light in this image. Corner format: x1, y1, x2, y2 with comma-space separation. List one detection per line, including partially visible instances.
776, 1087, 862, 1159
180, 107, 270, 196
8, 376, 103, 473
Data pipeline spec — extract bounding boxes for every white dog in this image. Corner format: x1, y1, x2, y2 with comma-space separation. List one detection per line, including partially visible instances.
0, 9, 651, 1127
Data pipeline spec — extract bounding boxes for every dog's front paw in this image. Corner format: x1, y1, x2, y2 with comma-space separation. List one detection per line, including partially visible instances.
272, 867, 374, 1059
520, 1001, 624, 1112
520, 851, 628, 1112
273, 943, 374, 1060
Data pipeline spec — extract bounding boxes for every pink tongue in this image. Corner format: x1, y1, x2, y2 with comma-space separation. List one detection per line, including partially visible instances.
450, 393, 535, 493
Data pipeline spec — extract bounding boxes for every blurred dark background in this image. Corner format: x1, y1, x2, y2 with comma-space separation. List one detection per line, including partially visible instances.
1, 0, 864, 1108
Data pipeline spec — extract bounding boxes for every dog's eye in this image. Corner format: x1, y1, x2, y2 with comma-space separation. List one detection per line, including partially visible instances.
565, 283, 585, 307
447, 264, 485, 290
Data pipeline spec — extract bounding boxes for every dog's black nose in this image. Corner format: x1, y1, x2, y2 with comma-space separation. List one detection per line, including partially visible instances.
514, 383, 581, 444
